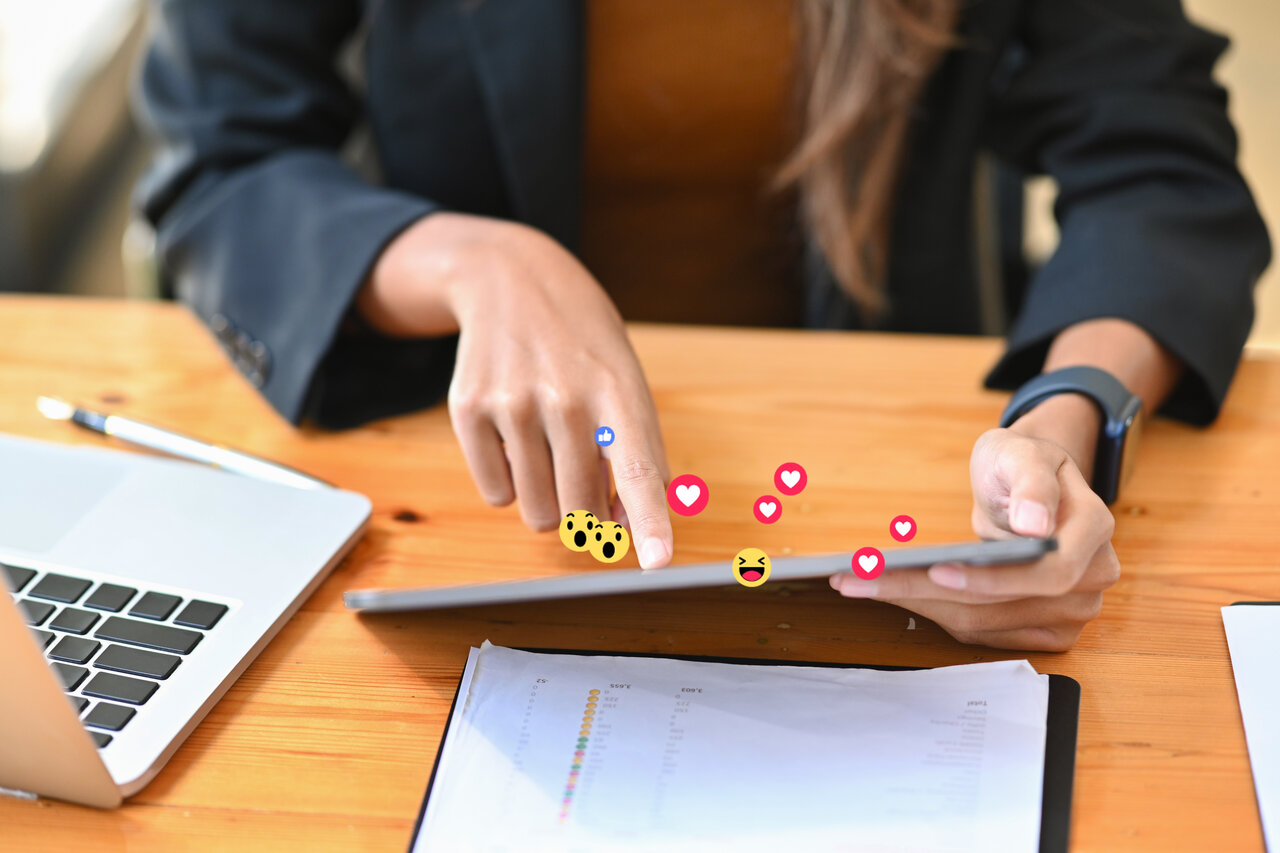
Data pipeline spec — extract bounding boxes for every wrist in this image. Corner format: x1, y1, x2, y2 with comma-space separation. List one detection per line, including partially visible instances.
358, 212, 505, 338
1007, 393, 1101, 479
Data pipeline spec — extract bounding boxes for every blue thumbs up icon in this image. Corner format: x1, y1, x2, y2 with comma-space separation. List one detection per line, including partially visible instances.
595, 427, 615, 447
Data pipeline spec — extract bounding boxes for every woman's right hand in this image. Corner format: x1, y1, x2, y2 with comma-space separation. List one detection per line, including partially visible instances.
357, 212, 675, 568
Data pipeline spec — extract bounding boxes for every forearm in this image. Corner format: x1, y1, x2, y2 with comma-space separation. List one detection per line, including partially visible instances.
1007, 317, 1183, 477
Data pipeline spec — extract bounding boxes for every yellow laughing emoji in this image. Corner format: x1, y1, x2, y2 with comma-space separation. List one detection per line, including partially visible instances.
733, 548, 771, 587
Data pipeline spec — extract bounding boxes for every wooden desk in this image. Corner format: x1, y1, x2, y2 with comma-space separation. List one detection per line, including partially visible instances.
1, 295, 1274, 851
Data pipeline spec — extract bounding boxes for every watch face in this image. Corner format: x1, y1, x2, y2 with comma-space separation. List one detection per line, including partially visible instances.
1119, 408, 1144, 489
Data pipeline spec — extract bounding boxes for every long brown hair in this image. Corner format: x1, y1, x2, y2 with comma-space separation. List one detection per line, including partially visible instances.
777, 0, 961, 317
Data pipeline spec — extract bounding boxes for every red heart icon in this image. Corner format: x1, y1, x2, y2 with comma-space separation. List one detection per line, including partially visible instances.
852, 546, 885, 580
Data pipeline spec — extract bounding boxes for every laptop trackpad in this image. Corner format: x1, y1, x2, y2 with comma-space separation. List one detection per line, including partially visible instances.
0, 450, 126, 554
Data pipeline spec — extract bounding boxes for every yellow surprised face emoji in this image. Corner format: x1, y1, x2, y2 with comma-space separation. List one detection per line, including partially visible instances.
589, 521, 630, 563
733, 548, 771, 587
559, 511, 597, 552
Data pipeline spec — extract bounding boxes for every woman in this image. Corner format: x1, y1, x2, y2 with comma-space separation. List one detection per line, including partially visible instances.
135, 0, 1270, 649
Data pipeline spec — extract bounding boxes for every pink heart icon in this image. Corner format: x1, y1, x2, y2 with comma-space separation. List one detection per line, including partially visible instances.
890, 514, 916, 542
667, 474, 709, 516
774, 462, 807, 496
852, 546, 884, 580
753, 495, 782, 524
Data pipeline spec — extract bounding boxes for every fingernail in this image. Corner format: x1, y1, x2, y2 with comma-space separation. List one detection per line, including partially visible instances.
929, 564, 967, 590
839, 578, 878, 598
639, 537, 670, 569
1012, 500, 1051, 536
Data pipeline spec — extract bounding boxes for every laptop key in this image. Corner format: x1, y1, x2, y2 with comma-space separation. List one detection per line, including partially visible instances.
28, 573, 93, 604
95, 644, 181, 680
90, 731, 112, 749
83, 672, 158, 706
52, 663, 89, 691
49, 607, 101, 635
70, 696, 89, 715
2, 563, 36, 592
19, 599, 56, 626
96, 616, 202, 655
31, 629, 55, 649
174, 600, 228, 630
84, 702, 136, 732
129, 592, 183, 621
84, 584, 138, 613
49, 636, 101, 665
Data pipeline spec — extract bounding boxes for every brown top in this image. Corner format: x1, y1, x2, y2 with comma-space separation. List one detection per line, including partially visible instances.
580, 0, 802, 326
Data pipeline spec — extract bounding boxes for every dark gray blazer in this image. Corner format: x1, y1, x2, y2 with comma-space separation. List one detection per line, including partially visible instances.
135, 0, 1270, 429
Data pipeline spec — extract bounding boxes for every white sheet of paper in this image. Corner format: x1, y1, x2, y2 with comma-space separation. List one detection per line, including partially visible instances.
1223, 604, 1280, 851
414, 643, 1049, 852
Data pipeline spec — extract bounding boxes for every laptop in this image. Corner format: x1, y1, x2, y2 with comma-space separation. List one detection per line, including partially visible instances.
0, 433, 370, 808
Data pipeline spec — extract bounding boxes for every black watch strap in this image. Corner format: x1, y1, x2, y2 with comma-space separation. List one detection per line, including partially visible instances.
999, 367, 1135, 428
999, 366, 1143, 504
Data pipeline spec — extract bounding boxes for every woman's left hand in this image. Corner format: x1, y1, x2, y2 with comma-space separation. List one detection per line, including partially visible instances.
829, 427, 1121, 651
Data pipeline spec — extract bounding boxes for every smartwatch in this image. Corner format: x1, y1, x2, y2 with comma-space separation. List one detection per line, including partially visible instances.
999, 366, 1143, 505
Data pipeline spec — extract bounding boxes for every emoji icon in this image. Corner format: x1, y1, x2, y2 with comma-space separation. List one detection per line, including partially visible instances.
733, 548, 772, 587
852, 546, 885, 580
589, 520, 630, 563
889, 514, 916, 542
595, 426, 615, 447
667, 474, 709, 516
559, 511, 598, 552
752, 495, 781, 525
774, 463, 807, 496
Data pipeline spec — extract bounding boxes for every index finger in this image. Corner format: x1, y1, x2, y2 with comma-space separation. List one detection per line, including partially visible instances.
606, 426, 672, 570
831, 566, 1025, 605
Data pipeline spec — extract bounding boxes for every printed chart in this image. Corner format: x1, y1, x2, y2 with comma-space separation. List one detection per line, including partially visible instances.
415, 644, 1049, 852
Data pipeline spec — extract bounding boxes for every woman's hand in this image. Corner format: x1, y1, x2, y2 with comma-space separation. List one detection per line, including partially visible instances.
830, 316, 1181, 653
358, 212, 674, 568
830, 424, 1120, 651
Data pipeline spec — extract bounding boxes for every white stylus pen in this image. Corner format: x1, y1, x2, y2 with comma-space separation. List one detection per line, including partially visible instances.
36, 396, 331, 491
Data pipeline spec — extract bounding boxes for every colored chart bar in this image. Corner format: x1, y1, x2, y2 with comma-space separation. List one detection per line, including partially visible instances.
559, 688, 600, 823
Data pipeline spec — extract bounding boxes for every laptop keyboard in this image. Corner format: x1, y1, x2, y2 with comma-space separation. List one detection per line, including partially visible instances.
3, 562, 228, 749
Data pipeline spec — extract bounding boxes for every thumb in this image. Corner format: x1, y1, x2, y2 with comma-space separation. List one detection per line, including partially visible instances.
974, 431, 1064, 537
1005, 448, 1064, 537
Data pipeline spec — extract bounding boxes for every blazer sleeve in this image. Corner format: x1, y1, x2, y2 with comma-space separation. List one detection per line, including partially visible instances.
981, 0, 1272, 425
134, 0, 456, 428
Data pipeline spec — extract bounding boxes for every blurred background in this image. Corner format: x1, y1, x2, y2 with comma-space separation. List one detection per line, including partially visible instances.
2, 1, 1276, 344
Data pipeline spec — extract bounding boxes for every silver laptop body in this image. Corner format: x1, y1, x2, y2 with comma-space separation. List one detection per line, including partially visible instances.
0, 434, 370, 807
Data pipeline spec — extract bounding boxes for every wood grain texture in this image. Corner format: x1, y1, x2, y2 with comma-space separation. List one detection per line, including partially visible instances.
1, 295, 1274, 851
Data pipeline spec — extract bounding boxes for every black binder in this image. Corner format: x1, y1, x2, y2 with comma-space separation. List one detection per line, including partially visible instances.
410, 649, 1081, 853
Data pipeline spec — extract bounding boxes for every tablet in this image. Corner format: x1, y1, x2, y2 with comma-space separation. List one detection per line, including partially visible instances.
343, 537, 1056, 613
